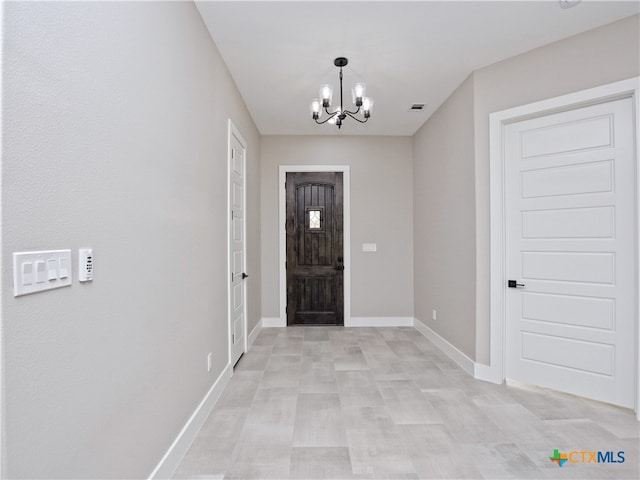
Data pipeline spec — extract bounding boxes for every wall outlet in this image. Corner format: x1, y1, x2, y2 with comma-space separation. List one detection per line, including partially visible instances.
432, 309, 437, 321
207, 353, 212, 372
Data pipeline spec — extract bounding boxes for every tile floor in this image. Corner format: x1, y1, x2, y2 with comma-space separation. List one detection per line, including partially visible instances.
173, 327, 640, 479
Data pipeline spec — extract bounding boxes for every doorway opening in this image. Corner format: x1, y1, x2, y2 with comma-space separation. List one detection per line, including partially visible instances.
488, 77, 640, 415
286, 172, 344, 325
279, 166, 351, 327
228, 120, 248, 368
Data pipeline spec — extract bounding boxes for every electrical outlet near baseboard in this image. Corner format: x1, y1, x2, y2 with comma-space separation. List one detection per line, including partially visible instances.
207, 353, 212, 372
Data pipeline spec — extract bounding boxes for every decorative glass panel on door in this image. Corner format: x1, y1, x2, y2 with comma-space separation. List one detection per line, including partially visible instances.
309, 210, 321, 229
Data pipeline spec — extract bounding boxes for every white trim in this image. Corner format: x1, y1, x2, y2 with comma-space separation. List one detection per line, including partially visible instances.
227, 119, 248, 370
278, 165, 351, 326
248, 320, 262, 347
635, 79, 640, 421
414, 318, 475, 377
261, 317, 286, 328
347, 317, 414, 327
488, 77, 640, 418
0, 3, 5, 475
474, 362, 503, 385
147, 363, 232, 479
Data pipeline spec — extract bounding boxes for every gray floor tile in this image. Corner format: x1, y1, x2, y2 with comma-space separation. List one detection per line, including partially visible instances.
251, 328, 280, 347
334, 346, 369, 371
299, 358, 338, 394
378, 380, 443, 424
425, 388, 508, 443
301, 340, 333, 362
386, 340, 427, 361
174, 326, 640, 480
292, 393, 348, 447
336, 370, 385, 407
462, 442, 543, 479
410, 454, 483, 479
245, 386, 298, 426
272, 335, 303, 355
225, 423, 293, 479
346, 428, 416, 477
215, 371, 262, 409
173, 408, 248, 477
234, 346, 273, 371
289, 447, 354, 479
303, 327, 331, 342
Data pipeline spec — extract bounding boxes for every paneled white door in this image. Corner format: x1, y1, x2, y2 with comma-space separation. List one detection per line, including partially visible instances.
505, 97, 635, 408
229, 125, 247, 367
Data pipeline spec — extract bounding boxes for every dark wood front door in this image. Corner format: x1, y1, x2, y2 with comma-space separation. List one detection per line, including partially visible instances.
286, 172, 343, 325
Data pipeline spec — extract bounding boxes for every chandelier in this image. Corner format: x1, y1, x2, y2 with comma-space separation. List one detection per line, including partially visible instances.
310, 57, 373, 129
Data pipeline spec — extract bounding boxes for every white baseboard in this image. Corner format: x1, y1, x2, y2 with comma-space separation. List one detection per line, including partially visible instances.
413, 318, 475, 376
261, 317, 414, 328
346, 316, 415, 327
248, 320, 262, 347
148, 363, 232, 479
474, 362, 503, 384
261, 317, 286, 327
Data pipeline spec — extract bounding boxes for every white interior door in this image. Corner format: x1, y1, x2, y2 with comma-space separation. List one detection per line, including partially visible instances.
505, 97, 636, 408
229, 125, 247, 367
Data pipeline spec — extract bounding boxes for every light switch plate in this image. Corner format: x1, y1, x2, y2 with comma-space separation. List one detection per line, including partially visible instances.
362, 243, 377, 252
13, 250, 72, 297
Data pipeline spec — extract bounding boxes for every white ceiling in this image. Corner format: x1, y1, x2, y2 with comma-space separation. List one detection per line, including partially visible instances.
195, 1, 639, 136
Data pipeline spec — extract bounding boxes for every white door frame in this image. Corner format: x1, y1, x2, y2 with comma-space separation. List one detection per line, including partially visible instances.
227, 119, 248, 368
487, 77, 640, 418
278, 165, 351, 327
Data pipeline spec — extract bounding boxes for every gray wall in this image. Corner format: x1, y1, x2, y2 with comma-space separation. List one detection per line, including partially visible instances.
412, 75, 477, 359
412, 15, 640, 364
260, 136, 414, 320
1, 2, 260, 478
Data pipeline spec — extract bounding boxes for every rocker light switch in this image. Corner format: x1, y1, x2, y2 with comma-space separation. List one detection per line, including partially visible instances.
59, 258, 69, 279
47, 259, 58, 280
35, 261, 46, 283
21, 262, 34, 285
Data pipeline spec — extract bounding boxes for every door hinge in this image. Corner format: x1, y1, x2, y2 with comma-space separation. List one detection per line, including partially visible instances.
232, 333, 235, 343
231, 210, 234, 220
285, 261, 287, 269
231, 271, 233, 282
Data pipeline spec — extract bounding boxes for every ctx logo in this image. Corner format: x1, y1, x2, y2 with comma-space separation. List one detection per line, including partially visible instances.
549, 449, 625, 467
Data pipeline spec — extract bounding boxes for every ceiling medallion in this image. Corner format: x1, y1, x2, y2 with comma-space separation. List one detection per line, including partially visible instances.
310, 57, 373, 129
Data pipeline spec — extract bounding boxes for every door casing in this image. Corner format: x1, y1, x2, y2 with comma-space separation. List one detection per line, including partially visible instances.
279, 165, 351, 326
487, 77, 640, 418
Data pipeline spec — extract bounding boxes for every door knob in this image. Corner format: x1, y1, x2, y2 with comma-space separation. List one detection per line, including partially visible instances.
508, 280, 525, 288
334, 265, 344, 271
242, 273, 249, 279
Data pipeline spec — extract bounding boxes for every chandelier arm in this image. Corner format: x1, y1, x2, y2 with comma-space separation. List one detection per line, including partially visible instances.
314, 110, 339, 125
342, 106, 360, 116
343, 111, 368, 123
